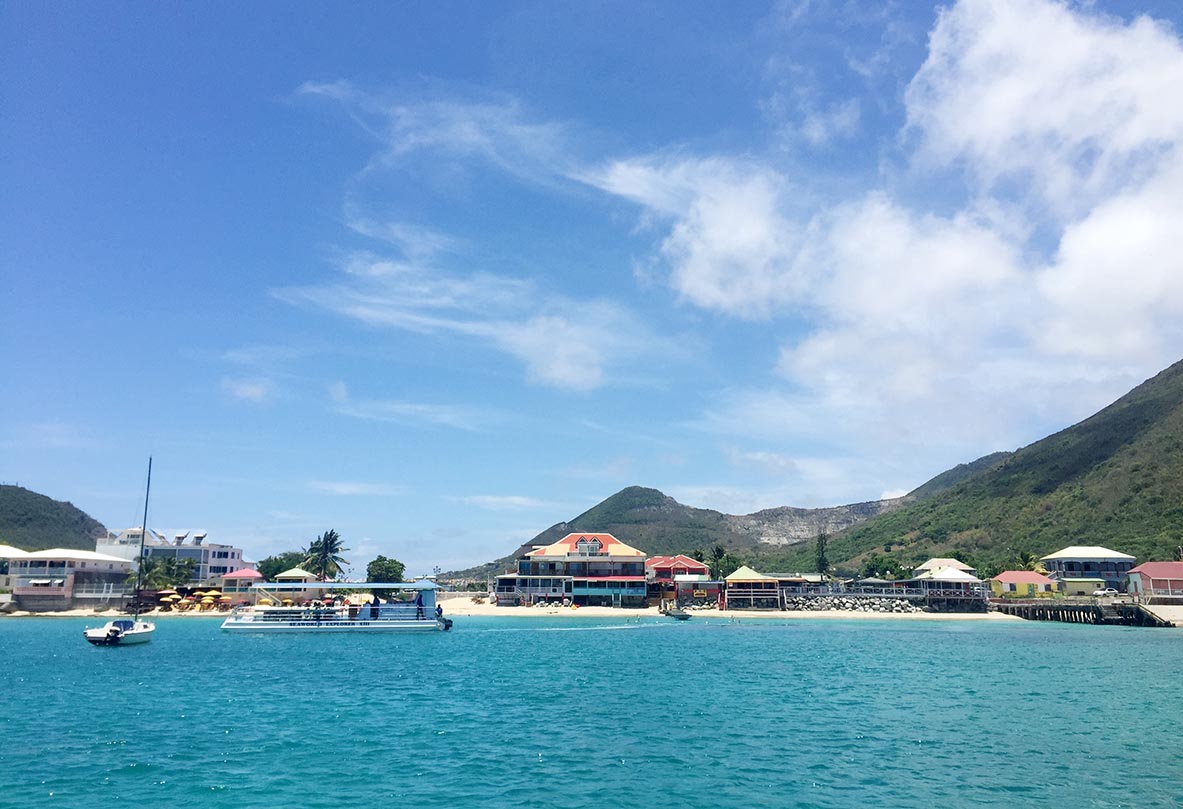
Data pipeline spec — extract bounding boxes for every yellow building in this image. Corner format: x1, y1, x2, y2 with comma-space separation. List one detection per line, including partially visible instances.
990, 570, 1057, 598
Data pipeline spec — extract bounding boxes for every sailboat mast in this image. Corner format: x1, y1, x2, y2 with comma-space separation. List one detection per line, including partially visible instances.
134, 456, 153, 619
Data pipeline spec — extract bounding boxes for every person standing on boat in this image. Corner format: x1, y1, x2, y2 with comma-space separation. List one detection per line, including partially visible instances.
414, 590, 425, 619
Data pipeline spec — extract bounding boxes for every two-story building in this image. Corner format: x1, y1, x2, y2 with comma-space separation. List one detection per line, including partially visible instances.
8, 548, 134, 611
1040, 546, 1135, 593
494, 532, 648, 607
96, 528, 252, 584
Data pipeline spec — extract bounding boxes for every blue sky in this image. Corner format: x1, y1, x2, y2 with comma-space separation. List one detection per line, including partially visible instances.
4, 1, 1183, 576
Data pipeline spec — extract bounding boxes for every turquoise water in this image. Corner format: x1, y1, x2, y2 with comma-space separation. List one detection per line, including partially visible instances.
1, 616, 1180, 808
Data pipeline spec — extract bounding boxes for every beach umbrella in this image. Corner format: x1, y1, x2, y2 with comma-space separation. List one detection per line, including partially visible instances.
218, 595, 232, 601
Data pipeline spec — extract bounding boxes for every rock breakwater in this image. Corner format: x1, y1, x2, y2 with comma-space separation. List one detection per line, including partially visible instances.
782, 595, 921, 613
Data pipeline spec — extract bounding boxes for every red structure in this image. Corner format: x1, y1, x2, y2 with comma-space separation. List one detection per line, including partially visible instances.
645, 554, 710, 581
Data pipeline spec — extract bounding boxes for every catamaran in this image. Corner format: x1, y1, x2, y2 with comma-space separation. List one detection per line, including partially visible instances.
84, 457, 157, 646
220, 580, 453, 633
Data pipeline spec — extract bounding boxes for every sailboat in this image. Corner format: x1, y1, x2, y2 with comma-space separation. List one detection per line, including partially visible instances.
84, 458, 157, 646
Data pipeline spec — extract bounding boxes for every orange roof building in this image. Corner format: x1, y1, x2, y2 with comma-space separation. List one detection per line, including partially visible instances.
494, 533, 648, 607
646, 554, 710, 581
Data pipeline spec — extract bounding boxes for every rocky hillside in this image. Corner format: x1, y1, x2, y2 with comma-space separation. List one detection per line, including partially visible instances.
0, 485, 107, 551
769, 358, 1183, 575
446, 485, 907, 579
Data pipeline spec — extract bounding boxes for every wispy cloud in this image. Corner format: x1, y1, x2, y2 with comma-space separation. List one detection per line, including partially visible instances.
0, 421, 103, 450
275, 248, 670, 393
309, 480, 405, 496
325, 380, 488, 431
456, 495, 550, 511
221, 376, 277, 403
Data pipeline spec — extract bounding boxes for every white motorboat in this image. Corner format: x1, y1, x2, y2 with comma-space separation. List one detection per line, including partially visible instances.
221, 580, 453, 633
83, 618, 155, 646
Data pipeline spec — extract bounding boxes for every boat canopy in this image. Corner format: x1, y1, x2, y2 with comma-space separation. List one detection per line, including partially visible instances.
250, 580, 440, 591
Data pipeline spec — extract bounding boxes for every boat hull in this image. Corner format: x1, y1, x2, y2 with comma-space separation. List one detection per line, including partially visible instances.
221, 616, 452, 633
83, 621, 155, 645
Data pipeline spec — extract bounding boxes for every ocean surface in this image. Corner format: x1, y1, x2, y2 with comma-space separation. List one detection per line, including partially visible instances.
1, 614, 1180, 808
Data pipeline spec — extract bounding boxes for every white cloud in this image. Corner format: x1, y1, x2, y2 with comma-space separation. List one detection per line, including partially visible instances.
906, 0, 1183, 214
592, 0, 1183, 487
585, 156, 805, 318
457, 495, 548, 511
221, 377, 276, 403
276, 249, 665, 393
300, 82, 575, 187
333, 396, 486, 432
309, 481, 405, 496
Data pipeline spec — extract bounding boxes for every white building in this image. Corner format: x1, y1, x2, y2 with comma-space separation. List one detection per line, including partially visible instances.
96, 528, 252, 584
8, 548, 133, 611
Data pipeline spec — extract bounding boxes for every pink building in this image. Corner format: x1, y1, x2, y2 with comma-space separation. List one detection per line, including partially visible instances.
1125, 562, 1183, 600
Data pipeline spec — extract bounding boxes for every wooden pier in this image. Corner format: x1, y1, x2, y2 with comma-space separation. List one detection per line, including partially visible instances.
992, 599, 1174, 627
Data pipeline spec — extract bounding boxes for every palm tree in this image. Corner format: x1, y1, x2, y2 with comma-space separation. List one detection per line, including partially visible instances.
304, 529, 349, 581
1012, 551, 1048, 574
128, 555, 198, 590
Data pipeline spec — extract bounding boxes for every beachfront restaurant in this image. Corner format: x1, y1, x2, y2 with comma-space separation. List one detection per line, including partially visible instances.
8, 549, 133, 611
723, 565, 779, 609
494, 532, 648, 607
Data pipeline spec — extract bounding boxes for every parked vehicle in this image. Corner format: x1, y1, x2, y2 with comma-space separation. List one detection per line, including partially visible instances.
1093, 588, 1119, 597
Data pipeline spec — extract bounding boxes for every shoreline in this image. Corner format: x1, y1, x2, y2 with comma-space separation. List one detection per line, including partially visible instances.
0, 604, 1021, 622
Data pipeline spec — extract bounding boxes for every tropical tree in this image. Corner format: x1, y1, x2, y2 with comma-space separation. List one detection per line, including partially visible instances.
127, 555, 196, 590
257, 550, 306, 581
304, 529, 349, 581
708, 544, 743, 580
1012, 550, 1048, 574
814, 532, 830, 578
366, 555, 406, 583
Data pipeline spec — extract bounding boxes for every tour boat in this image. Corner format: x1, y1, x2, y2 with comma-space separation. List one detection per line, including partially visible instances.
84, 457, 156, 646
221, 580, 454, 633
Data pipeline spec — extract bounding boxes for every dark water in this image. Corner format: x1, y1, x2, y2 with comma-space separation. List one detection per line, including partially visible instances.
2, 616, 1180, 808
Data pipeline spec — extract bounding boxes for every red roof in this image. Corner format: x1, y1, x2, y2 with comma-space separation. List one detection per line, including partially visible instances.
646, 554, 709, 572
1128, 561, 1183, 579
221, 568, 262, 579
526, 532, 645, 558
992, 570, 1054, 585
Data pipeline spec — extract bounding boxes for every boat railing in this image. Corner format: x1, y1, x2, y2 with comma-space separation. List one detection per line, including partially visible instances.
231, 603, 438, 622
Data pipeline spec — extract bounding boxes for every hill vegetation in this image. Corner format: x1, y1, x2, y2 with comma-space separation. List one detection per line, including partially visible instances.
0, 485, 108, 551
767, 359, 1183, 576
451, 358, 1183, 581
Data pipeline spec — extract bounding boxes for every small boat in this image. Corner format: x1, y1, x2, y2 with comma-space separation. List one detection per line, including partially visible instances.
663, 607, 691, 620
221, 580, 453, 633
83, 618, 155, 646
85, 458, 156, 646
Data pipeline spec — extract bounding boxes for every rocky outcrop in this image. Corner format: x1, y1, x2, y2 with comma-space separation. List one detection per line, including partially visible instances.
724, 497, 910, 547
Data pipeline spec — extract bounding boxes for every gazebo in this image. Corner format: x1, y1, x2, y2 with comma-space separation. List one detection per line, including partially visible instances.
219, 567, 263, 597
724, 565, 779, 610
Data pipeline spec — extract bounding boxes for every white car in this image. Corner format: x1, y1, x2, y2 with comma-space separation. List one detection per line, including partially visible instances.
1092, 588, 1119, 597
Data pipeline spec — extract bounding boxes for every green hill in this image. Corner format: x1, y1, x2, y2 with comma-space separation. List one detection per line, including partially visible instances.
446, 485, 905, 579
450, 357, 1183, 581
768, 358, 1183, 576
0, 485, 107, 551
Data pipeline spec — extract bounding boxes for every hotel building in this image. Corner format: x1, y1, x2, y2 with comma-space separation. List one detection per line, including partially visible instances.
494, 532, 648, 607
